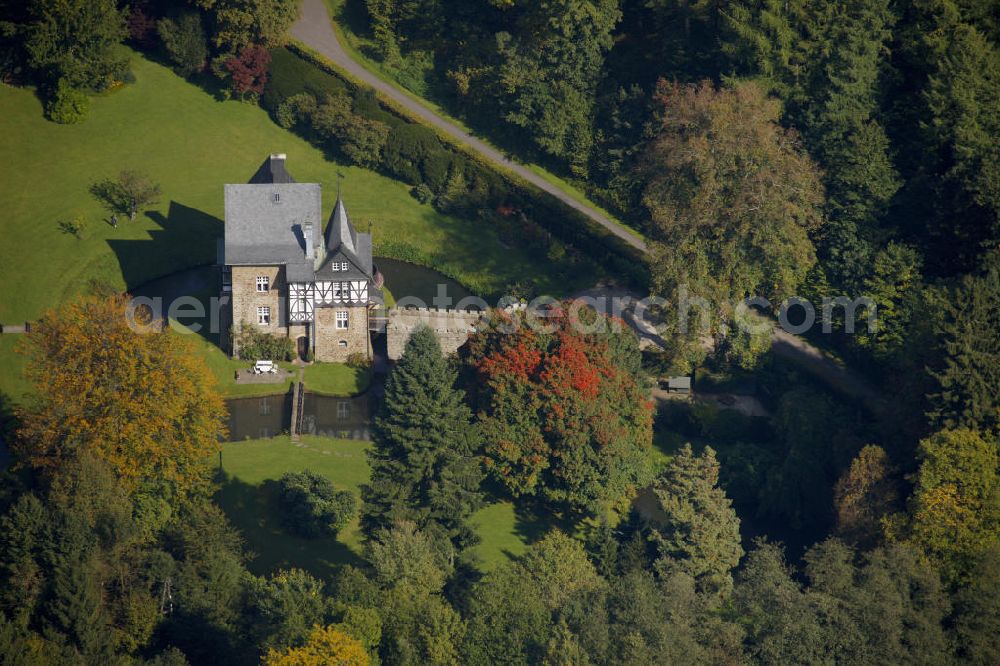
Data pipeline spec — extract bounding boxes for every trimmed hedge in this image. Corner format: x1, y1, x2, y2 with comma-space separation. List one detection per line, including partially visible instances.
261, 46, 348, 113
266, 44, 650, 290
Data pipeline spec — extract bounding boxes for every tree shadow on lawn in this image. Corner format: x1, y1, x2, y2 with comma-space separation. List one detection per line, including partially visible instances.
107, 201, 222, 296
215, 474, 364, 581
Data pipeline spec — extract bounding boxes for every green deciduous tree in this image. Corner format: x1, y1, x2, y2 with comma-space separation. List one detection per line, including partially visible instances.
640, 79, 824, 319
648, 444, 743, 595
362, 326, 483, 553
244, 568, 331, 652
25, 0, 128, 90
493, 0, 622, 174
724, 0, 900, 291
278, 471, 356, 539
908, 428, 1000, 580
463, 531, 603, 665
89, 170, 161, 221
157, 11, 208, 77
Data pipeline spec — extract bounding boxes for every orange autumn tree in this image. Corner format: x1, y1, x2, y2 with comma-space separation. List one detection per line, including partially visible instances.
15, 293, 226, 499
463, 305, 653, 516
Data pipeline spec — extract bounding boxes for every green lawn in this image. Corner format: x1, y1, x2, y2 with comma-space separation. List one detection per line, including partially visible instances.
0, 336, 31, 405
303, 363, 371, 396
217, 435, 549, 578
218, 436, 372, 578
0, 49, 577, 324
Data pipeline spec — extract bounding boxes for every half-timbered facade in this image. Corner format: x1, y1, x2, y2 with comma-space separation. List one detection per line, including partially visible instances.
222, 154, 383, 362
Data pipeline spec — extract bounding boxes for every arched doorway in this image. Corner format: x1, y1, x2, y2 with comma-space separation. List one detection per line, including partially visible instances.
296, 336, 310, 361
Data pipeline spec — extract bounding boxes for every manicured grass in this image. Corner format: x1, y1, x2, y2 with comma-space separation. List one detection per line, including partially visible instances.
303, 363, 371, 396
218, 435, 372, 578
0, 49, 576, 323
217, 435, 549, 578
0, 336, 31, 405
469, 501, 554, 570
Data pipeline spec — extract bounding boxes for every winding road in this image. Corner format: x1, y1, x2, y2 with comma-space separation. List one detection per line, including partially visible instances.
290, 0, 646, 252
290, 0, 884, 415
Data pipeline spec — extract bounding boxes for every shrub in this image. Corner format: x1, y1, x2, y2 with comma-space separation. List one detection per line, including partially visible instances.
275, 92, 318, 129
46, 81, 89, 124
235, 324, 294, 361
382, 124, 443, 185
345, 352, 371, 370
311, 94, 388, 168
411, 183, 434, 204
278, 471, 357, 538
157, 12, 208, 77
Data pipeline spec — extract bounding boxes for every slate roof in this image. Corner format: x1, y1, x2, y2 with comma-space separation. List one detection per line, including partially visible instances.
317, 199, 373, 279
224, 155, 375, 288
223, 182, 322, 267
248, 154, 296, 184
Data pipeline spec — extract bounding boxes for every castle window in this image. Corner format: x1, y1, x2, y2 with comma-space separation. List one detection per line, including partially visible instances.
257, 306, 271, 325
338, 340, 348, 348
337, 402, 350, 419
335, 311, 349, 329
272, 192, 280, 204
256, 276, 269, 292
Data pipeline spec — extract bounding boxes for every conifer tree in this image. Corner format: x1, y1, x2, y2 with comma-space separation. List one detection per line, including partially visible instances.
929, 250, 1000, 431
648, 444, 743, 595
362, 326, 483, 552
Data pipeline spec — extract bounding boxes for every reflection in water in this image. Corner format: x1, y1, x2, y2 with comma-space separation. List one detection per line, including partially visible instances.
300, 393, 374, 441
226, 392, 374, 442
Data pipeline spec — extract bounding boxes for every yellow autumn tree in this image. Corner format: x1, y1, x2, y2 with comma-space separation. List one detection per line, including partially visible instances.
263, 625, 370, 666
15, 293, 226, 498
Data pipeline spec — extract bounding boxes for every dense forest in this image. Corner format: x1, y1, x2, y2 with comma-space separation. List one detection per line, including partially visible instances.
1, 0, 1000, 664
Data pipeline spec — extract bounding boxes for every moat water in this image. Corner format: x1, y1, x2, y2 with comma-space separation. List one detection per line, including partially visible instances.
225, 391, 374, 442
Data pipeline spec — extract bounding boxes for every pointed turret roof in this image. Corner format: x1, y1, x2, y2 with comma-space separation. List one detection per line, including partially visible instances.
325, 198, 357, 255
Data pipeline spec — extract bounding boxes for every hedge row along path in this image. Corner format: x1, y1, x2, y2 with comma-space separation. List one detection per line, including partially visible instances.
291, 0, 647, 253
291, 0, 883, 416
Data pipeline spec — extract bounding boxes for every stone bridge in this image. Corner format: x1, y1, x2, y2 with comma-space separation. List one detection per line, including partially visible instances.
385, 307, 486, 360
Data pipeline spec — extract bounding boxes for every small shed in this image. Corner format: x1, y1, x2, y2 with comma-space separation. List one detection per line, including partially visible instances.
664, 376, 692, 394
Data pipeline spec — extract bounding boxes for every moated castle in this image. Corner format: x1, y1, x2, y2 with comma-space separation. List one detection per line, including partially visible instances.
221, 154, 384, 362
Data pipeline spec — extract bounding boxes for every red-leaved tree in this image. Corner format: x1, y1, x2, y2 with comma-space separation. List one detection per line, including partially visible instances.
225, 45, 271, 97
463, 305, 653, 516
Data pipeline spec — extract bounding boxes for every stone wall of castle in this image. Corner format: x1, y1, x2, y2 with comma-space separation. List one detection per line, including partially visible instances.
386, 308, 484, 360
315, 305, 371, 362
231, 265, 284, 356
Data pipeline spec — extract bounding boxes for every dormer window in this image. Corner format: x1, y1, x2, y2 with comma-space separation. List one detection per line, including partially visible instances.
272, 192, 280, 204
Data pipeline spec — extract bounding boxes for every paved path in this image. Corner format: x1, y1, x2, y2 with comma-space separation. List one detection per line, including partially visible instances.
290, 0, 646, 253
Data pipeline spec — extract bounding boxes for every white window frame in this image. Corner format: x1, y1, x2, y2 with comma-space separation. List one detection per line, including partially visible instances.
336, 402, 350, 419
334, 261, 350, 272
257, 306, 271, 325
256, 275, 269, 292
335, 311, 349, 329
